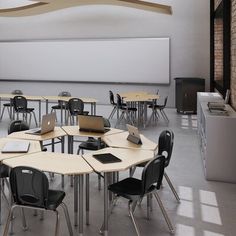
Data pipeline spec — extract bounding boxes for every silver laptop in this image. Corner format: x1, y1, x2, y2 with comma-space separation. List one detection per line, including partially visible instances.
78, 115, 110, 133
126, 124, 142, 144
1, 141, 30, 153
26, 113, 56, 135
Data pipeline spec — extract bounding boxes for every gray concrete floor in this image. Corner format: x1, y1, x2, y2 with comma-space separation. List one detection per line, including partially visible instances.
0, 104, 235, 236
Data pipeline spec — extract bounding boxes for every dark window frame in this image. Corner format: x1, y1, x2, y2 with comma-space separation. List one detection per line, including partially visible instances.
210, 0, 231, 98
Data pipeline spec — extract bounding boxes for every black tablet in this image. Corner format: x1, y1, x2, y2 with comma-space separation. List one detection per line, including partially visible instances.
92, 153, 122, 164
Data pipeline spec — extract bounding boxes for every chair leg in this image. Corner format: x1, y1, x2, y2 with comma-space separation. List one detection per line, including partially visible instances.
160, 109, 169, 122
21, 208, 28, 231
29, 113, 32, 127
128, 200, 141, 236
164, 172, 180, 203
129, 166, 136, 177
54, 210, 60, 236
3, 206, 15, 236
60, 202, 73, 236
147, 194, 151, 220
32, 111, 38, 127
108, 106, 117, 120
0, 106, 6, 120
153, 192, 174, 234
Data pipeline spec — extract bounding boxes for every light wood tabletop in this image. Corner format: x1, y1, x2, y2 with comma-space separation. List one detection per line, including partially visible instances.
43, 96, 98, 103
62, 126, 125, 138
102, 131, 158, 151
82, 147, 154, 173
0, 138, 41, 162
3, 151, 93, 175
7, 127, 67, 141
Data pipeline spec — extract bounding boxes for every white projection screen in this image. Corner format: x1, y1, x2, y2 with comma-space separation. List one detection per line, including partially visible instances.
0, 38, 170, 84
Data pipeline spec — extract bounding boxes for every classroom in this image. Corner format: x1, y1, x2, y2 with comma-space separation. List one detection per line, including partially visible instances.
0, 0, 235, 236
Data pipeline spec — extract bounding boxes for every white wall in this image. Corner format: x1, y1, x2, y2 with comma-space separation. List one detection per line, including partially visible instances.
0, 0, 210, 106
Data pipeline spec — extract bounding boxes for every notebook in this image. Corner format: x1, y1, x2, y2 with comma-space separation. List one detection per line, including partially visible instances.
126, 124, 142, 145
78, 115, 110, 133
1, 141, 30, 153
92, 153, 122, 164
25, 113, 56, 135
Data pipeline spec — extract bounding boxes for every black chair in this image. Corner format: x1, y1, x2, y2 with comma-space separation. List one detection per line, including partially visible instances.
148, 96, 169, 123
107, 155, 174, 235
0, 90, 23, 121
3, 166, 73, 236
66, 98, 89, 125
12, 96, 38, 127
51, 91, 71, 123
8, 120, 29, 135
0, 120, 30, 225
115, 94, 137, 127
77, 117, 110, 154
131, 130, 180, 203
108, 90, 119, 120
77, 117, 110, 191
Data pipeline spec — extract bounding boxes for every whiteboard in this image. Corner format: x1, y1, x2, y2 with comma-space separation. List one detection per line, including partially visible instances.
0, 38, 170, 84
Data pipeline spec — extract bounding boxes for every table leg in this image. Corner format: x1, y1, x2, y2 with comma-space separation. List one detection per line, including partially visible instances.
0, 178, 2, 225
104, 172, 109, 236
61, 136, 65, 188
39, 100, 41, 125
86, 174, 89, 225
46, 99, 48, 114
74, 175, 78, 227
68, 136, 74, 187
79, 175, 84, 236
52, 138, 55, 152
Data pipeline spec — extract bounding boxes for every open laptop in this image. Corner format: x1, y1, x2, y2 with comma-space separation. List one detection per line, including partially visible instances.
126, 124, 142, 145
78, 115, 110, 133
1, 141, 30, 153
25, 113, 56, 135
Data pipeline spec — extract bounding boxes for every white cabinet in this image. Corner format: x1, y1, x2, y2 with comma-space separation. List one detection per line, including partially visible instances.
197, 92, 236, 183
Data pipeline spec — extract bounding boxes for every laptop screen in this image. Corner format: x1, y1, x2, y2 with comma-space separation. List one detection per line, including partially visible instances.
78, 115, 105, 133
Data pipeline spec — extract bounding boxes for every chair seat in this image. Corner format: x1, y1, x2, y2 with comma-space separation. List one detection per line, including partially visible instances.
47, 189, 65, 210
136, 161, 148, 167
108, 177, 155, 200
3, 103, 11, 107
71, 110, 89, 116
120, 107, 137, 111
51, 104, 68, 110
79, 139, 106, 151
17, 108, 34, 113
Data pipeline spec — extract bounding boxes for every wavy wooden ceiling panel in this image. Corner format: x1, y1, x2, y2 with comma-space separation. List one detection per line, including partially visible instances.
0, 0, 172, 16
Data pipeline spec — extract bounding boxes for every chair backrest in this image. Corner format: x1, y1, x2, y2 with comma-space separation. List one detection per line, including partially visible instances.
12, 90, 23, 95
103, 117, 111, 128
163, 96, 168, 107
116, 94, 124, 108
109, 91, 115, 105
8, 120, 29, 134
141, 155, 165, 195
13, 96, 28, 111
10, 166, 49, 209
68, 98, 84, 115
157, 129, 174, 167
58, 91, 71, 106
58, 91, 71, 97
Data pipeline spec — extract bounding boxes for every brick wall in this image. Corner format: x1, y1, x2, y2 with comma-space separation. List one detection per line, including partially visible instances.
231, 0, 236, 109
214, 18, 223, 82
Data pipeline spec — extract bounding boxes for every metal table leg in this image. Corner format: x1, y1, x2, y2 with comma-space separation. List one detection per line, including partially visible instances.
103, 172, 109, 236
79, 175, 84, 236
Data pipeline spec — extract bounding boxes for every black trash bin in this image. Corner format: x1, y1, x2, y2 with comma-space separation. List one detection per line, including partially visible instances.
175, 77, 205, 114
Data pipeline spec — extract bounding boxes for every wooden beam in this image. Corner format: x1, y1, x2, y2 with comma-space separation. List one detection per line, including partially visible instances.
0, 0, 172, 16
